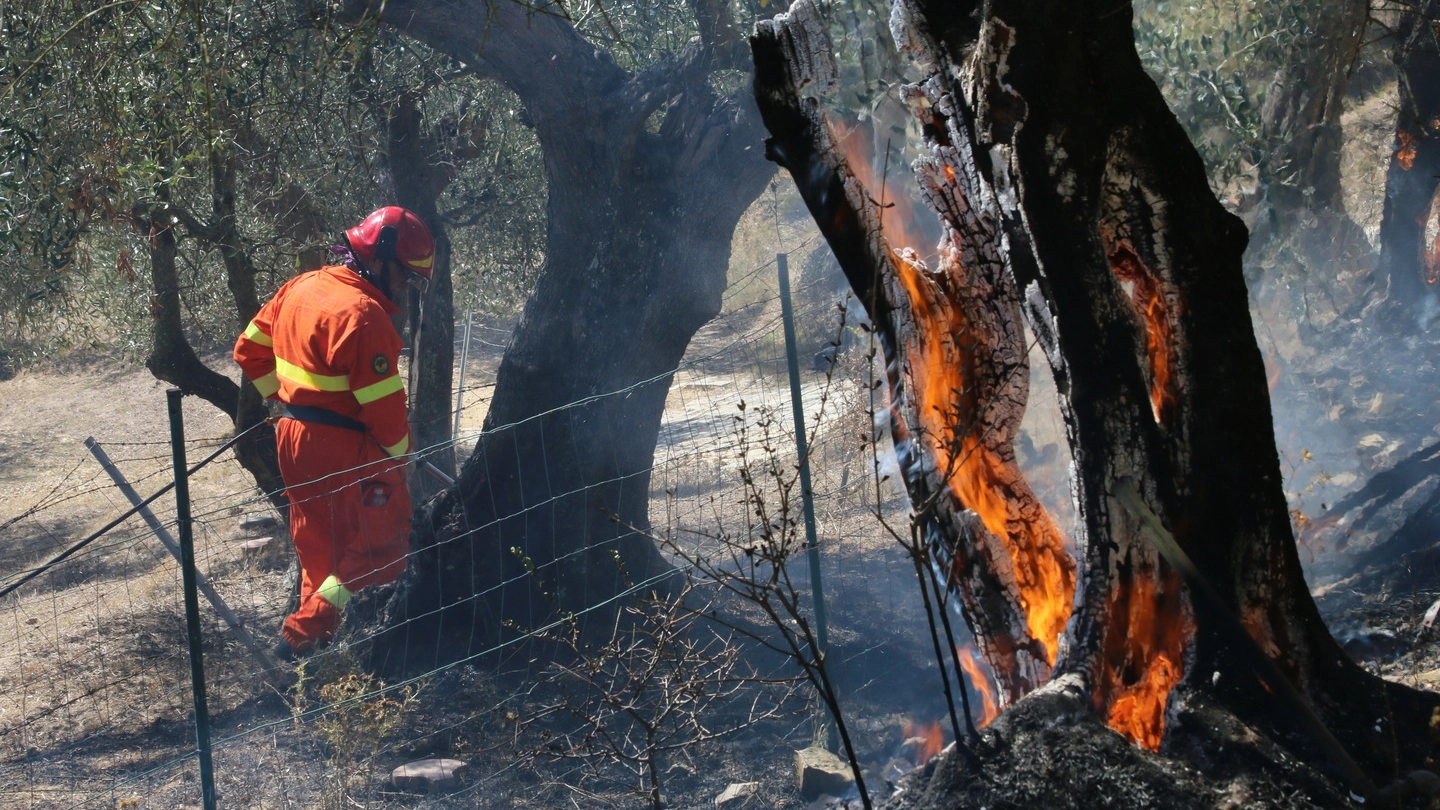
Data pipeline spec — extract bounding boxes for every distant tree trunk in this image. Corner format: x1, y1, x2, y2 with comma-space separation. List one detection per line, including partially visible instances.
135, 137, 288, 514
139, 209, 238, 413
1378, 0, 1440, 317
1241, 0, 1376, 338
386, 92, 468, 503
208, 140, 288, 514
754, 0, 1440, 785
342, 0, 775, 662
135, 185, 286, 514
1251, 0, 1367, 239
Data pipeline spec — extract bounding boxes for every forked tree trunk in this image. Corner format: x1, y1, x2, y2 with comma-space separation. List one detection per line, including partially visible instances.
343, 0, 775, 663
754, 0, 1440, 784
1378, 0, 1440, 316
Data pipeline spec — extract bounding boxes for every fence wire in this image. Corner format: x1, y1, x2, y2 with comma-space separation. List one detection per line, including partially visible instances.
0, 246, 1017, 810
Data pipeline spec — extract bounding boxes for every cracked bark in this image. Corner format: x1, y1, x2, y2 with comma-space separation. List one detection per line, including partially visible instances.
340, 0, 776, 664
756, 0, 1440, 778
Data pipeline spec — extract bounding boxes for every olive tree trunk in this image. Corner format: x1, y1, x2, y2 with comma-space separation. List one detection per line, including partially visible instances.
753, 0, 1440, 783
342, 0, 776, 663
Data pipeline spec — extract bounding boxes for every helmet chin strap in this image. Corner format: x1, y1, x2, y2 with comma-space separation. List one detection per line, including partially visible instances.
358, 262, 401, 304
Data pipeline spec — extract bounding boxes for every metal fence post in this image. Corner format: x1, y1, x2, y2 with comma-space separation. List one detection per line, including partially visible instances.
454, 310, 474, 441
777, 253, 832, 691
166, 389, 216, 810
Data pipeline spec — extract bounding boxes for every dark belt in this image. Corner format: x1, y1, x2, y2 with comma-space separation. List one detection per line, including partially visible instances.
281, 404, 366, 432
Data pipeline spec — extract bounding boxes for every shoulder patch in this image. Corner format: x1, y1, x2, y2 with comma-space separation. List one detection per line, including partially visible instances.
372, 353, 391, 376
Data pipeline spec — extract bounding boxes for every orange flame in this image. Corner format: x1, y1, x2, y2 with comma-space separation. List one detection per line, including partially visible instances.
1106, 237, 1175, 421
834, 123, 1075, 667
1098, 568, 1190, 751
902, 719, 945, 767
956, 645, 999, 726
1398, 130, 1418, 171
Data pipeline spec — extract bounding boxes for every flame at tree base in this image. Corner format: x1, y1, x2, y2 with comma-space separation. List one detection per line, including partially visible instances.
957, 645, 1000, 726
1095, 566, 1192, 751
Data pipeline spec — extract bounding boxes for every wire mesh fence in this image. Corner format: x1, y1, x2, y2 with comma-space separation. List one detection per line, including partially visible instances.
0, 245, 1030, 809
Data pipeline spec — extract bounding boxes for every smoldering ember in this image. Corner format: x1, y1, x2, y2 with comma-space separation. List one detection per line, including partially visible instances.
4, 0, 1440, 808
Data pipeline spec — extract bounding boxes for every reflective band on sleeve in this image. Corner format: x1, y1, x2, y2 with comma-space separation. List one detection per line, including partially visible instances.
382, 435, 410, 457
243, 320, 273, 347
276, 357, 350, 392
317, 575, 353, 610
252, 371, 280, 398
353, 374, 404, 405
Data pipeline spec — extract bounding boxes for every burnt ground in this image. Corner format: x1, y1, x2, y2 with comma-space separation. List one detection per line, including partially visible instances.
2, 339, 1438, 810
4, 257, 1440, 809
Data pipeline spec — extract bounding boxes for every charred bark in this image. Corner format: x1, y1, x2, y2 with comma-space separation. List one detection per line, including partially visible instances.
756, 0, 1440, 787
1378, 0, 1440, 318
341, 0, 775, 664
754, 0, 1072, 703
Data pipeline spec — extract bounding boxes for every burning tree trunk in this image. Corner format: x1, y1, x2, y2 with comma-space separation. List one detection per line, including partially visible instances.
754, 3, 1072, 703
754, 0, 1440, 785
341, 0, 775, 662
1378, 0, 1440, 319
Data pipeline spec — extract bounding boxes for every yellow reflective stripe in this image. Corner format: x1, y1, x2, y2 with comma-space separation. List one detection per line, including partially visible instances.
252, 371, 280, 398
317, 575, 352, 610
275, 357, 350, 392
353, 374, 404, 405
382, 434, 410, 457
243, 320, 273, 347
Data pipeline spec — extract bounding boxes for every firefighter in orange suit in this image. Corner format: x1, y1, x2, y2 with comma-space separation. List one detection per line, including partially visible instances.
233, 206, 434, 658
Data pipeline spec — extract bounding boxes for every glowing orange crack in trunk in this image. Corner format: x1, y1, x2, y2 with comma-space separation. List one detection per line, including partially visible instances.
1098, 565, 1191, 751
1106, 236, 1176, 422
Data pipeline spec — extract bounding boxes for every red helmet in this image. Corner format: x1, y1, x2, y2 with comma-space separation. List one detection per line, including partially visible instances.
345, 206, 435, 279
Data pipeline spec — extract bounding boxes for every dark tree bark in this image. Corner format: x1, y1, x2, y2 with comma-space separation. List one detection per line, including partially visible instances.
1250, 0, 1367, 238
339, 0, 776, 662
139, 210, 239, 414
754, 0, 1440, 788
208, 136, 288, 514
385, 92, 477, 501
1377, 0, 1440, 315
137, 195, 287, 513
135, 124, 288, 514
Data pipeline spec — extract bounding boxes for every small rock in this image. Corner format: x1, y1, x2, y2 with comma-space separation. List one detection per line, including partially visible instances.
390, 758, 468, 794
241, 536, 273, 553
239, 514, 279, 533
795, 746, 853, 800
716, 781, 760, 807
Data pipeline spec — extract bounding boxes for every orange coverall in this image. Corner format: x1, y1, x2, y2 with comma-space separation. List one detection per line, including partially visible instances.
233, 265, 412, 652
